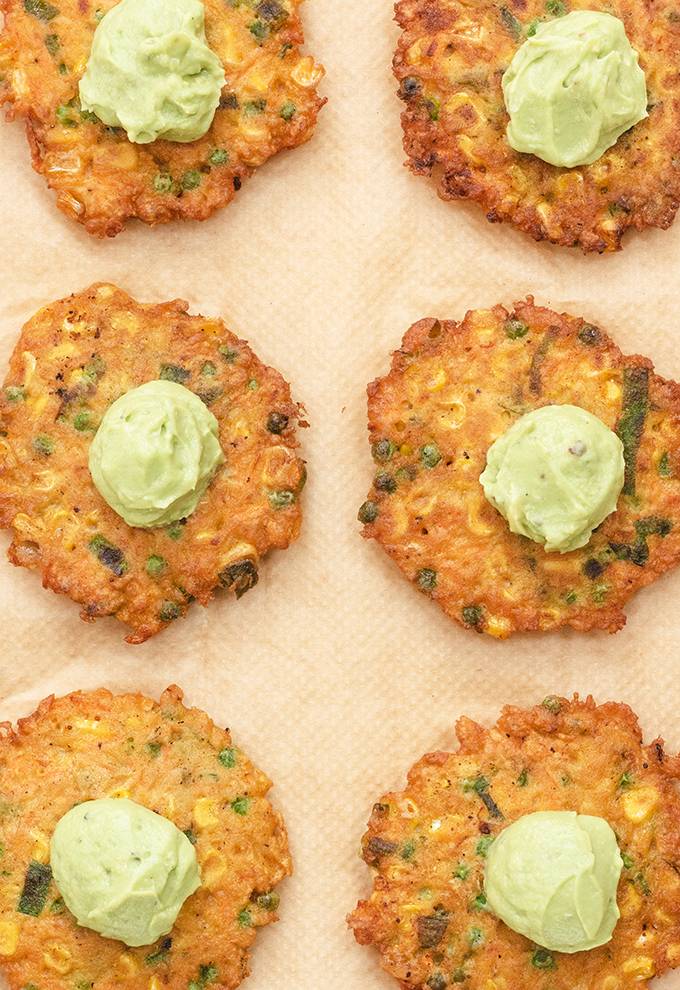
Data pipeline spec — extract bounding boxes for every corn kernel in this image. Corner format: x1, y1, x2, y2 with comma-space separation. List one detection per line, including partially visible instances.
194, 797, 219, 828
149, 977, 162, 990
0, 921, 19, 956
600, 977, 620, 990
201, 849, 227, 889
619, 883, 642, 919
44, 944, 73, 974
30, 830, 50, 864
108, 787, 131, 800
622, 956, 655, 979
117, 952, 139, 976
622, 787, 659, 823
291, 55, 324, 87
486, 615, 512, 639
666, 944, 680, 964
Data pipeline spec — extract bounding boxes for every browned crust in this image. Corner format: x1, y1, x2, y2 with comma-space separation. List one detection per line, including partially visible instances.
0, 684, 292, 990
0, 283, 307, 642
349, 695, 680, 990
393, 0, 680, 252
360, 299, 680, 637
0, 0, 325, 236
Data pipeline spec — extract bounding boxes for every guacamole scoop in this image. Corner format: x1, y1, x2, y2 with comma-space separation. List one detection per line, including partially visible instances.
480, 404, 624, 553
51, 798, 201, 947
502, 10, 648, 168
79, 0, 225, 144
484, 811, 623, 953
89, 379, 224, 528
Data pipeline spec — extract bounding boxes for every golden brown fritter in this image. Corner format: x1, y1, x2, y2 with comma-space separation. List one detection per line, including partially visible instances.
0, 283, 306, 643
393, 0, 680, 252
349, 695, 680, 990
0, 685, 291, 990
359, 299, 680, 637
0, 0, 324, 237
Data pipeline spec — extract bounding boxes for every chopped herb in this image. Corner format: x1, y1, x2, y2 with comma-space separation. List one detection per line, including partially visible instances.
591, 582, 609, 603
89, 534, 127, 576
153, 173, 174, 194
505, 317, 528, 339
145, 937, 172, 965
146, 741, 162, 758
24, 0, 58, 20
249, 18, 268, 40
427, 975, 447, 990
462, 604, 484, 628
635, 871, 651, 895
82, 355, 105, 382
58, 62, 68, 74
358, 500, 379, 524
421, 443, 442, 468
5, 386, 25, 402
622, 852, 634, 869
268, 489, 296, 510
531, 947, 556, 970
45, 32, 60, 53
247, 380, 259, 392
542, 695, 561, 714
280, 100, 296, 121
546, 0, 567, 13
209, 148, 229, 165
50, 897, 64, 913
476, 836, 494, 858
401, 839, 416, 861
56, 103, 77, 126
231, 796, 251, 816
480, 791, 503, 819
619, 771, 634, 789
219, 559, 259, 598
201, 361, 217, 377
184, 828, 197, 845
415, 909, 449, 949
526, 17, 540, 34
181, 170, 202, 190
468, 926, 484, 948
453, 862, 470, 880
33, 434, 54, 456
500, 5, 522, 37
218, 747, 237, 768
218, 344, 239, 363
254, 891, 280, 911
462, 775, 490, 794
374, 472, 397, 493
452, 970, 466, 985
160, 363, 190, 383
237, 908, 253, 928
517, 768, 529, 786
18, 861, 52, 916
616, 366, 649, 496
417, 568, 437, 592
267, 411, 289, 434
146, 555, 167, 578
425, 96, 441, 121
366, 836, 398, 861
159, 601, 181, 622
564, 589, 578, 605
188, 963, 219, 990
658, 452, 672, 477
529, 327, 557, 395
167, 521, 185, 540
472, 891, 488, 910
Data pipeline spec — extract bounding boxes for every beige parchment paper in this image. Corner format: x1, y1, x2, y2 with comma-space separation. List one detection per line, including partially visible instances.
1, 1, 680, 987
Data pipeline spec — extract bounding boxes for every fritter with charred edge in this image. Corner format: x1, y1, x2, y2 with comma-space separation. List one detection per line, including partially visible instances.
0, 685, 291, 990
349, 696, 680, 990
393, 0, 680, 252
359, 299, 680, 637
0, 283, 306, 643
0, 0, 324, 237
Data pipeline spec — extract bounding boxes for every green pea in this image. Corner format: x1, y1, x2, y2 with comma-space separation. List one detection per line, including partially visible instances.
33, 435, 54, 456
159, 601, 181, 622
268, 490, 296, 510
231, 796, 250, 816
209, 148, 228, 165
5, 386, 25, 403
358, 500, 379, 524
280, 100, 296, 121
218, 747, 236, 768
146, 555, 167, 578
417, 568, 437, 591
73, 410, 91, 431
505, 318, 528, 339
181, 170, 202, 191
420, 443, 441, 468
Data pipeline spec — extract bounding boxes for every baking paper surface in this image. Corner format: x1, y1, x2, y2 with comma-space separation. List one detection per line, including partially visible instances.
1, 1, 680, 987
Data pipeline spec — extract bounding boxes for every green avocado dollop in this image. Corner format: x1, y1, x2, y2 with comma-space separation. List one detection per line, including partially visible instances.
89, 379, 224, 528
479, 404, 624, 553
78, 0, 225, 144
502, 10, 648, 168
484, 811, 623, 953
50, 798, 201, 947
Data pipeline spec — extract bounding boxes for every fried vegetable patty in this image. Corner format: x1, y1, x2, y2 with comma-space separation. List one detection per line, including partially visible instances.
349, 696, 680, 990
359, 300, 680, 637
0, 0, 324, 236
393, 0, 680, 252
0, 685, 292, 990
0, 283, 306, 642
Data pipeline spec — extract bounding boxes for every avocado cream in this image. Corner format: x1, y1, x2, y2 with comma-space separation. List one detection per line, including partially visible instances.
502, 10, 647, 168
89, 379, 224, 528
79, 0, 225, 144
479, 404, 624, 553
484, 811, 623, 953
51, 798, 201, 947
